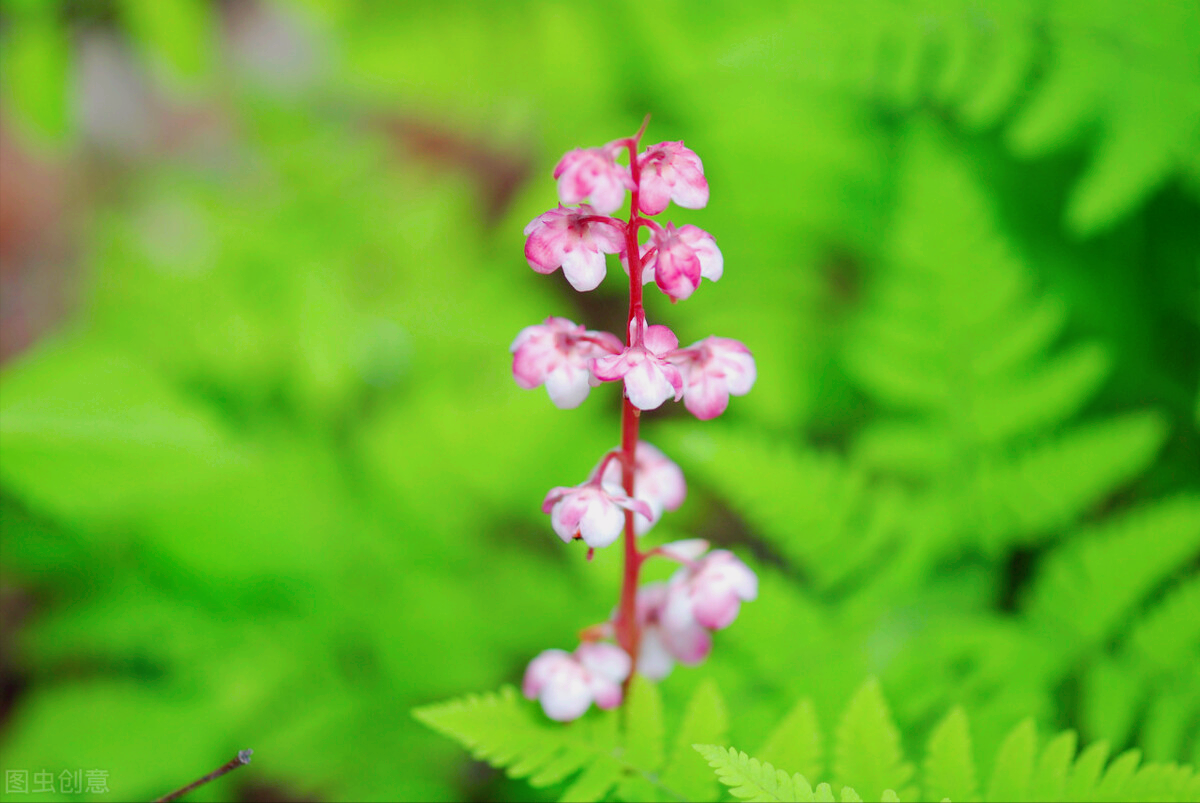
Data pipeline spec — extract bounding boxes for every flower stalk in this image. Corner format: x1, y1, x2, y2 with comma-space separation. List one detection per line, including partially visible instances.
513, 118, 759, 721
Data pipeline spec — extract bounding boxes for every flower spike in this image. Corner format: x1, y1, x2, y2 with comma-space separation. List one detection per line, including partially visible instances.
513, 122, 756, 717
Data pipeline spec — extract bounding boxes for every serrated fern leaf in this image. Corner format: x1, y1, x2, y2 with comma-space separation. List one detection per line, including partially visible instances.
1029, 730, 1077, 802
1127, 575, 1200, 675
924, 706, 977, 802
614, 678, 664, 801
841, 121, 1164, 558
622, 677, 665, 773
660, 679, 728, 803
659, 424, 900, 590
834, 678, 915, 802
693, 745, 818, 802
756, 696, 823, 784
970, 411, 1167, 551
985, 718, 1037, 802
415, 686, 659, 803
1025, 494, 1200, 648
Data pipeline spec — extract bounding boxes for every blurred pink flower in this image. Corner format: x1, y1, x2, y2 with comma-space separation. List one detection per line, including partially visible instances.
523, 643, 631, 721
665, 549, 758, 631
600, 442, 687, 534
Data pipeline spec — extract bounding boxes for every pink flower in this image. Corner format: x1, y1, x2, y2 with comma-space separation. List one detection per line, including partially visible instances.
631, 582, 712, 680
669, 337, 756, 420
554, 147, 634, 214
542, 480, 653, 549
524, 205, 625, 292
591, 324, 683, 411
637, 142, 709, 216
599, 442, 687, 534
643, 224, 723, 301
665, 549, 758, 631
511, 317, 623, 409
523, 643, 631, 721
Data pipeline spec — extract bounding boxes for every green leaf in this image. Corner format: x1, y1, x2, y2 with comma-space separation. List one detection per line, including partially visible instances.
1063, 740, 1111, 801
614, 677, 665, 801
0, 7, 71, 141
0, 339, 239, 524
1093, 749, 1142, 801
660, 679, 728, 803
694, 745, 815, 803
833, 679, 914, 802
924, 706, 977, 803
117, 0, 214, 84
414, 686, 620, 802
1027, 494, 1200, 648
562, 755, 623, 803
623, 676, 665, 773
757, 697, 823, 784
985, 718, 1036, 802
1029, 730, 1076, 802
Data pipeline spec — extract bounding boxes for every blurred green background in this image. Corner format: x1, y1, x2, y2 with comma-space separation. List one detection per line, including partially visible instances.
1, 1, 1198, 801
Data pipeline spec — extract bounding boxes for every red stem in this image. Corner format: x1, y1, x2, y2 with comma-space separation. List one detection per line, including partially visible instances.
614, 127, 648, 688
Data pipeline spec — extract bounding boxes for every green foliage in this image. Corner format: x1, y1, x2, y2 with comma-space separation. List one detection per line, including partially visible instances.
694, 680, 1200, 803
692, 747, 850, 803
659, 113, 1198, 766
414, 679, 727, 803
0, 1, 1197, 801
420, 676, 1200, 802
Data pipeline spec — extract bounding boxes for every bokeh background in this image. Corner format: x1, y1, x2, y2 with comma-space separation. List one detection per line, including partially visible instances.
1, 1, 1198, 801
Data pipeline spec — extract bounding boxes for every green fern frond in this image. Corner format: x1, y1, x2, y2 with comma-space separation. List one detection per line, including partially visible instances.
838, 0, 1200, 235
756, 697, 823, 785
834, 679, 916, 802
415, 680, 718, 803
924, 707, 977, 802
844, 122, 1167, 556
414, 685, 622, 802
660, 679, 728, 803
700, 685, 1200, 803
693, 744, 855, 803
1025, 494, 1200, 648
658, 424, 901, 591
1127, 575, 1200, 675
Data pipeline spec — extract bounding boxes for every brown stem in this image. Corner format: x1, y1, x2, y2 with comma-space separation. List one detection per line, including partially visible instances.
154, 750, 253, 803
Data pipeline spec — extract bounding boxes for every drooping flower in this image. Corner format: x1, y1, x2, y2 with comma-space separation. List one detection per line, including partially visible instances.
524, 205, 625, 291
591, 324, 683, 411
522, 642, 631, 721
637, 142, 709, 215
664, 549, 758, 631
642, 223, 723, 301
542, 479, 653, 549
511, 317, 623, 409
599, 442, 687, 534
631, 582, 711, 680
669, 336, 756, 420
554, 147, 633, 214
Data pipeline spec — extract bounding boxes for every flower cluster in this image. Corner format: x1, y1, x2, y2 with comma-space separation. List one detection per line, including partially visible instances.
511, 122, 759, 722
621, 541, 758, 681
511, 318, 755, 417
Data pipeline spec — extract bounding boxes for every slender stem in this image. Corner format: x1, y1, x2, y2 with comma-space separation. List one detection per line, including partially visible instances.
155, 750, 253, 803
614, 125, 649, 688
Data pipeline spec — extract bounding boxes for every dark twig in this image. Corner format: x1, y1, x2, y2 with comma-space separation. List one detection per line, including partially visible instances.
154, 749, 253, 803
